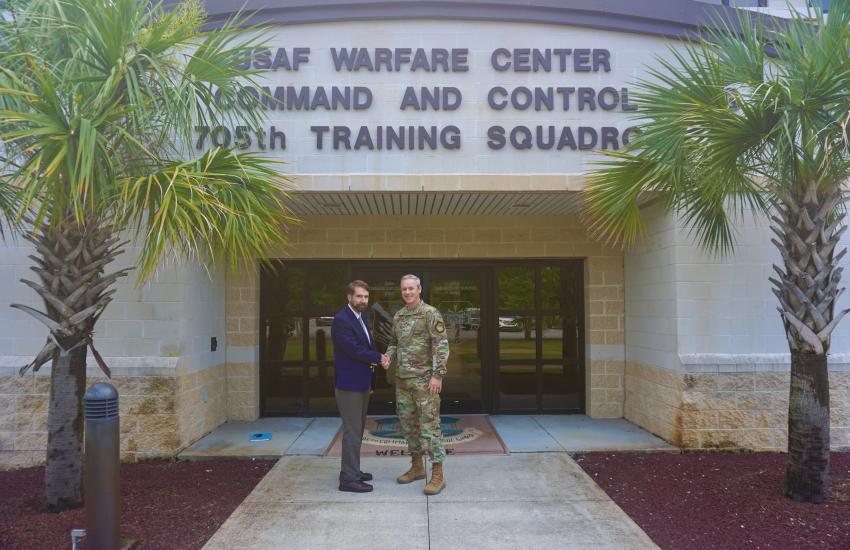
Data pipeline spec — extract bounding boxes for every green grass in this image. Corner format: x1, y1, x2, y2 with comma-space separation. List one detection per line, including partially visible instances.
498, 339, 562, 360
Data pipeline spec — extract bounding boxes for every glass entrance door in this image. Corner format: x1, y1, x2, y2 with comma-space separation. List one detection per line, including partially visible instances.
427, 271, 486, 413
494, 263, 584, 413
353, 267, 487, 414
259, 259, 584, 417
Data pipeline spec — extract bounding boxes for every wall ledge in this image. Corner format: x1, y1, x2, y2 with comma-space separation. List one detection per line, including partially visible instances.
0, 356, 179, 377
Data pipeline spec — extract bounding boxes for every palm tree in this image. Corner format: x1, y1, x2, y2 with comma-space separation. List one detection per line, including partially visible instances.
0, 0, 295, 511
584, 4, 849, 503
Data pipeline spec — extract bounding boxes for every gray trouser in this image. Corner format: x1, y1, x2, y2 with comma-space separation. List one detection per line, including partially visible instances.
335, 388, 370, 482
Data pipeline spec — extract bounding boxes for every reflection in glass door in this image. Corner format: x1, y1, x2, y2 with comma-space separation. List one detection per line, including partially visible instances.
495, 263, 583, 413
260, 262, 349, 416
429, 272, 485, 413
354, 268, 486, 414
354, 272, 406, 415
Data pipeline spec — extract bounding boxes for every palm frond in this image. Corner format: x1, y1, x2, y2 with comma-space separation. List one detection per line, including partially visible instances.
584, 4, 850, 254
0, 0, 299, 275
116, 148, 296, 279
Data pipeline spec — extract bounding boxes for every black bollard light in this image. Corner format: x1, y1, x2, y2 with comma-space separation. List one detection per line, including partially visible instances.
84, 382, 120, 550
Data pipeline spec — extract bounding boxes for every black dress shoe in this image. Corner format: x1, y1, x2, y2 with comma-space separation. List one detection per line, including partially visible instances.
359, 471, 373, 481
339, 479, 373, 493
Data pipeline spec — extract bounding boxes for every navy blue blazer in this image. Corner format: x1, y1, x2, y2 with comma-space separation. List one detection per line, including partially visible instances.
332, 306, 382, 392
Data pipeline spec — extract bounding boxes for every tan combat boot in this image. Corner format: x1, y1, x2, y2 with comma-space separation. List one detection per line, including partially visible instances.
423, 462, 445, 495
397, 454, 426, 484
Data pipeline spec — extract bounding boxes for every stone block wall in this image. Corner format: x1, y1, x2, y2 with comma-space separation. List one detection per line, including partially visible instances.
590, 360, 626, 418
624, 361, 850, 451
112, 374, 180, 461
0, 373, 50, 468
175, 363, 227, 448
226, 214, 626, 419
678, 370, 789, 450
833, 375, 850, 448
0, 360, 229, 468
225, 270, 261, 421
0, 368, 179, 468
624, 362, 682, 443
225, 363, 259, 421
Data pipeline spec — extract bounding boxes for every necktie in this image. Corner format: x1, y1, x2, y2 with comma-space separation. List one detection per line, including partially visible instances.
358, 315, 371, 344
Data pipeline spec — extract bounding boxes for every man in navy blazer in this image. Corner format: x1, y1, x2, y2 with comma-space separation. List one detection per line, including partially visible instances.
332, 280, 389, 493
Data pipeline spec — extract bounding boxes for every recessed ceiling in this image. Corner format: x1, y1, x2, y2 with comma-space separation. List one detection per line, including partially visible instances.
287, 192, 585, 216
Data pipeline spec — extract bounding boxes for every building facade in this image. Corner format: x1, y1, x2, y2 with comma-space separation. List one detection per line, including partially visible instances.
1, 0, 848, 466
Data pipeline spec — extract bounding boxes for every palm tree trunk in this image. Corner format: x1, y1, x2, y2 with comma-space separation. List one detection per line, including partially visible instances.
784, 350, 831, 502
13, 218, 129, 511
45, 345, 87, 511
769, 182, 847, 503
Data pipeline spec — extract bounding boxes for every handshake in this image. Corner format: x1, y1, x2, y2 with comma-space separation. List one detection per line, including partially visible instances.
379, 354, 391, 369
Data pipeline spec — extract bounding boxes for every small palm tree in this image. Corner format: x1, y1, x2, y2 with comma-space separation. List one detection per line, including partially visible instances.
0, 0, 294, 511
584, 4, 849, 503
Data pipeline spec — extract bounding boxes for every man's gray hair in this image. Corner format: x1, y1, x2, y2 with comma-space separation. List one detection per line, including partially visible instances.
400, 274, 421, 286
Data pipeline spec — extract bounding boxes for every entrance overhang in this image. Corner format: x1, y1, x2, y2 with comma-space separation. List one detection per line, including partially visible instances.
288, 191, 585, 216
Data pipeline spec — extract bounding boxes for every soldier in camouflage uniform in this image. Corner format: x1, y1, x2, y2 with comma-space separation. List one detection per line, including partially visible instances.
384, 274, 450, 495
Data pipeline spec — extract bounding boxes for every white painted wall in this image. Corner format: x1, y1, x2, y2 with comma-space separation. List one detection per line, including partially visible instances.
626, 204, 850, 372
672, 210, 786, 356
0, 237, 225, 374
175, 262, 226, 374
624, 202, 680, 371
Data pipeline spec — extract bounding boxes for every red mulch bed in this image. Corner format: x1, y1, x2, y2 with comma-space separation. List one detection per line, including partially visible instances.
576, 451, 850, 550
0, 459, 276, 550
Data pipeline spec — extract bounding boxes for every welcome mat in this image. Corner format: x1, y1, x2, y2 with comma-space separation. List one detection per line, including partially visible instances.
324, 415, 509, 457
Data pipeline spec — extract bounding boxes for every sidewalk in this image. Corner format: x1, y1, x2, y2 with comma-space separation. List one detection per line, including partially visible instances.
203, 454, 658, 549
180, 414, 675, 460
195, 416, 669, 549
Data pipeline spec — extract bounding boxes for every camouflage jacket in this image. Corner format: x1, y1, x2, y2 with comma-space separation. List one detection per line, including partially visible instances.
386, 301, 450, 380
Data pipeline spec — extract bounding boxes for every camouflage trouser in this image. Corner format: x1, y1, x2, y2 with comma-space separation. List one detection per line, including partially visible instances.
395, 375, 445, 463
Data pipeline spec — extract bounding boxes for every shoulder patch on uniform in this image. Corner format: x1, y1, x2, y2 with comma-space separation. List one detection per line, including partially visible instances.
435, 320, 445, 333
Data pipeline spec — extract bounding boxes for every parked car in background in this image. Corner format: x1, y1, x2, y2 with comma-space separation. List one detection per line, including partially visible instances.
498, 315, 523, 332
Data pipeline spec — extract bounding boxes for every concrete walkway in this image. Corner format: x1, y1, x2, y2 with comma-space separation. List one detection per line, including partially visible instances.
193, 416, 670, 549
203, 454, 658, 549
180, 414, 675, 460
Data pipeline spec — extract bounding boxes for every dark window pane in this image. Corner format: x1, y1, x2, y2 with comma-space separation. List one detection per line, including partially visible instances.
264, 317, 303, 361
499, 364, 537, 410
266, 264, 304, 313
265, 365, 304, 413
498, 266, 534, 309
432, 278, 480, 305
307, 365, 337, 413
564, 316, 580, 360
541, 364, 582, 409
431, 277, 480, 346
308, 264, 348, 311
541, 315, 563, 359
309, 318, 335, 360
541, 266, 561, 310
498, 316, 536, 360
365, 278, 404, 349
432, 277, 483, 412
